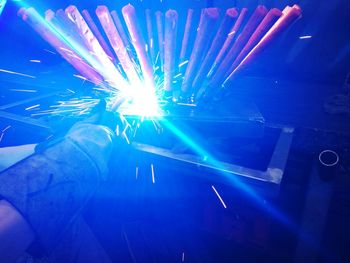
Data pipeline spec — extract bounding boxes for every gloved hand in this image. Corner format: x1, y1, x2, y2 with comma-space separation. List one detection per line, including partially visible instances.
82, 99, 124, 131
0, 104, 120, 254
35, 98, 129, 163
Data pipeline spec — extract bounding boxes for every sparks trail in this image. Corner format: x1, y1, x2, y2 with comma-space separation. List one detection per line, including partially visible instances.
211, 185, 227, 209
0, 69, 36, 79
0, 125, 11, 143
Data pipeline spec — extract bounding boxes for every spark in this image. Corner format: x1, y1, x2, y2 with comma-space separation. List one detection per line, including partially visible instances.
32, 97, 101, 117
151, 119, 159, 132
2, 125, 11, 133
211, 185, 227, 209
116, 124, 120, 136
132, 126, 138, 138
154, 52, 160, 65
228, 30, 236, 36
176, 102, 196, 107
178, 60, 188, 68
0, 69, 36, 79
123, 132, 130, 144
136, 166, 139, 179
73, 75, 98, 85
73, 74, 87, 80
151, 163, 155, 184
10, 89, 37, 93
174, 73, 182, 79
66, 89, 75, 93
0, 125, 11, 143
299, 35, 312, 39
43, 49, 56, 54
25, 104, 40, 110
29, 59, 41, 63
59, 46, 74, 53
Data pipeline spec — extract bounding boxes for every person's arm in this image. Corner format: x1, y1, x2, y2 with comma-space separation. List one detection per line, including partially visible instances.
0, 122, 116, 257
0, 199, 35, 263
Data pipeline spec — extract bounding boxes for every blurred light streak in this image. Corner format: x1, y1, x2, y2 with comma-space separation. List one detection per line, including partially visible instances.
299, 35, 312, 39
151, 163, 155, 183
0, 0, 7, 16
66, 88, 75, 93
178, 60, 189, 68
211, 185, 227, 209
123, 132, 130, 144
0, 69, 36, 79
116, 124, 120, 136
29, 59, 41, 63
2, 125, 11, 133
43, 48, 56, 54
10, 89, 37, 92
0, 125, 11, 143
161, 118, 307, 237
73, 74, 87, 80
25, 104, 40, 110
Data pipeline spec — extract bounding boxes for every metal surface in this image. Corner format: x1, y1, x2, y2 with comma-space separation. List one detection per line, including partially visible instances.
153, 98, 265, 139
132, 126, 294, 196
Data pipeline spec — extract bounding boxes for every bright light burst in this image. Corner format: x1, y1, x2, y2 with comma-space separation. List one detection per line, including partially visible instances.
114, 85, 162, 117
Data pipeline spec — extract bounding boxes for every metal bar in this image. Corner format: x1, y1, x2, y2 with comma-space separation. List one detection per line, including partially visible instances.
192, 8, 238, 90
266, 127, 294, 184
145, 9, 156, 65
0, 92, 58, 110
178, 9, 194, 67
96, 5, 141, 86
229, 8, 282, 73
122, 4, 154, 88
0, 111, 52, 131
45, 9, 105, 86
65, 5, 128, 89
209, 8, 248, 78
181, 8, 220, 94
209, 5, 268, 89
20, 8, 103, 86
155, 11, 164, 72
164, 10, 178, 92
224, 5, 302, 86
132, 142, 271, 183
82, 9, 117, 63
110, 10, 131, 51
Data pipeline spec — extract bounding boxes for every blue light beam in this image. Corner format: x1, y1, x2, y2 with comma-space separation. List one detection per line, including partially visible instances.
0, 0, 7, 16
161, 118, 314, 246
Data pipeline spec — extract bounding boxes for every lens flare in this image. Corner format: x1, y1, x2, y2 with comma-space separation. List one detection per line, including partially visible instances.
0, 0, 7, 16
